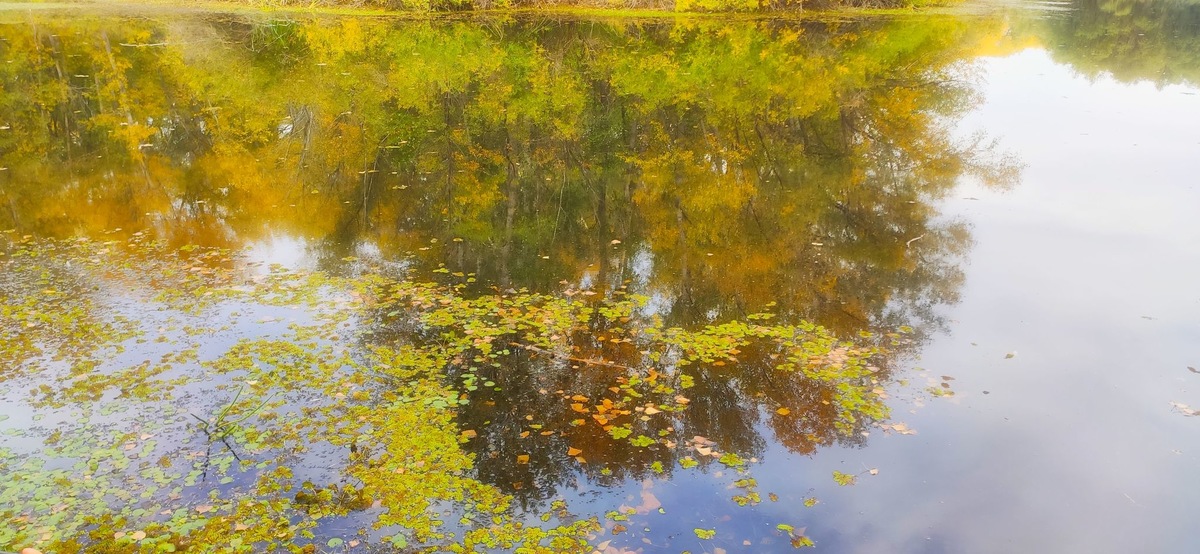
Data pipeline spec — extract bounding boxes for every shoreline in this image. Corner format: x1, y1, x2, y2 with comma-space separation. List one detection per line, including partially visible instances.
0, 0, 954, 19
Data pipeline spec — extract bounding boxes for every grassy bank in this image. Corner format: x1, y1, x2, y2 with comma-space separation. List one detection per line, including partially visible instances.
50, 0, 947, 15
220, 0, 937, 11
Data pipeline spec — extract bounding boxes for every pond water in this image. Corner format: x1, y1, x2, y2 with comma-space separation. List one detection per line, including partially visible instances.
2, 1, 1199, 552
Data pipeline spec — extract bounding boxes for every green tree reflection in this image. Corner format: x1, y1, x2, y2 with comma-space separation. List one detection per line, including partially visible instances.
0, 11, 1018, 509
1038, 0, 1200, 86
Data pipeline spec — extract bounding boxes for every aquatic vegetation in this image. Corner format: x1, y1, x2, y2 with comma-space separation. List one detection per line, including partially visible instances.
1, 235, 895, 551
0, 10, 991, 551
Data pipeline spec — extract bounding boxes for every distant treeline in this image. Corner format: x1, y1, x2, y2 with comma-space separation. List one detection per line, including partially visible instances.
234, 0, 934, 12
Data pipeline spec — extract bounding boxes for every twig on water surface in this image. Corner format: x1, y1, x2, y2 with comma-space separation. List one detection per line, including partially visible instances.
508, 341, 633, 370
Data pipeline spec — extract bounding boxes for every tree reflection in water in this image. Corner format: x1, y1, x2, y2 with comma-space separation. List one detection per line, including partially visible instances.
0, 9, 1022, 548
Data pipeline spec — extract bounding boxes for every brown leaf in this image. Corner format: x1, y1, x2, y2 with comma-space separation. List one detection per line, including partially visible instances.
567, 446, 583, 456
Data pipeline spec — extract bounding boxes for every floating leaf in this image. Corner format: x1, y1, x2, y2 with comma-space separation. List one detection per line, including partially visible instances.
791, 534, 815, 548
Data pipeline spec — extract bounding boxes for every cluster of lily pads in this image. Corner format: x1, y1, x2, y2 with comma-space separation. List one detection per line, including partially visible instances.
1, 232, 896, 552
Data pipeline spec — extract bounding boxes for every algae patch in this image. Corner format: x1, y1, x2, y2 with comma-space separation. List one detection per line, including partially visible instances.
0, 233, 897, 552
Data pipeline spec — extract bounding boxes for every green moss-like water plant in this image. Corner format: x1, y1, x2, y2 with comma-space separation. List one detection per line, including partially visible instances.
1, 233, 893, 552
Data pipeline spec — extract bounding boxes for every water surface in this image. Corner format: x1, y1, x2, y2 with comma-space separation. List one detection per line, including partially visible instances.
2, 1, 1199, 552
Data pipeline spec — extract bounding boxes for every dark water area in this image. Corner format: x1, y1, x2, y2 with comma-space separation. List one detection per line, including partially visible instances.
1, 0, 1199, 552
